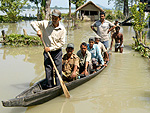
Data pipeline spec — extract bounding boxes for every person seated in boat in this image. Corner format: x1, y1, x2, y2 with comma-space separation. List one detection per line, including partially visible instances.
110, 26, 124, 53
95, 36, 109, 62
77, 42, 92, 76
87, 37, 107, 72
62, 43, 80, 82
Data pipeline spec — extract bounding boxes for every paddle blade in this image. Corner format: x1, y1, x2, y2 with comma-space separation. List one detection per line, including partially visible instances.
61, 81, 70, 98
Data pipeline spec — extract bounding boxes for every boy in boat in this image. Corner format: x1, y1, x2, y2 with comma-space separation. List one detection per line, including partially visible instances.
77, 42, 92, 76
87, 37, 106, 71
62, 43, 79, 82
95, 36, 109, 62
110, 26, 124, 53
30, 9, 66, 89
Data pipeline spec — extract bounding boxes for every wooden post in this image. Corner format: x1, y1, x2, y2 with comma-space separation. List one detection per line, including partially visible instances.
1, 30, 6, 41
23, 29, 27, 36
1, 30, 6, 45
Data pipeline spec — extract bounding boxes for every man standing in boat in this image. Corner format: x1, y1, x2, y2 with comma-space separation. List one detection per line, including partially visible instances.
77, 42, 92, 76
110, 26, 124, 53
62, 43, 79, 82
91, 12, 115, 49
30, 9, 66, 88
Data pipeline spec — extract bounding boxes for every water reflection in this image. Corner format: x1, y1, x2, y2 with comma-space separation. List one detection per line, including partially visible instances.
0, 47, 45, 84
26, 98, 75, 113
0, 21, 36, 36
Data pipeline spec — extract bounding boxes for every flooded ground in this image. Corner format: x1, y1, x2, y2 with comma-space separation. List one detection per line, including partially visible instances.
0, 21, 150, 113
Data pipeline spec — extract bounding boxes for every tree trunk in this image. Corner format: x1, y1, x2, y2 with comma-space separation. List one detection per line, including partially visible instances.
44, 0, 51, 20
69, 0, 71, 18
36, 3, 40, 20
135, 31, 139, 46
123, 0, 129, 18
139, 31, 142, 42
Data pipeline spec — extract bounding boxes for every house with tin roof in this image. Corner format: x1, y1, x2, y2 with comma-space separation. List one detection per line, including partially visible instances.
75, 1, 104, 21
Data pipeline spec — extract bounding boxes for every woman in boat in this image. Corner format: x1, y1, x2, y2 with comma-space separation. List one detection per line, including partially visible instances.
62, 43, 80, 82
77, 42, 92, 76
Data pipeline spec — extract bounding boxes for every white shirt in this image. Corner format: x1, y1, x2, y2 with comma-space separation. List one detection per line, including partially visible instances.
31, 20, 66, 51
97, 42, 107, 52
92, 20, 114, 42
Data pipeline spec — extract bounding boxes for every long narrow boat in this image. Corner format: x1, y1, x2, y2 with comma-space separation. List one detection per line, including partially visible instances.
2, 55, 110, 107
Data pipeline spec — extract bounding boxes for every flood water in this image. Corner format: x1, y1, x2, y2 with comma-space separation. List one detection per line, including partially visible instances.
0, 21, 150, 113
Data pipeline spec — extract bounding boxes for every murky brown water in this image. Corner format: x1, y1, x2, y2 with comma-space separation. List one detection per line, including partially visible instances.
0, 21, 150, 113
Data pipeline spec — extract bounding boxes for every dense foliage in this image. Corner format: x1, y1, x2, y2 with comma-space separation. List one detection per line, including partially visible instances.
71, 0, 87, 9
4, 34, 42, 47
130, 2, 150, 58
0, 0, 27, 22
105, 10, 125, 20
108, 0, 139, 17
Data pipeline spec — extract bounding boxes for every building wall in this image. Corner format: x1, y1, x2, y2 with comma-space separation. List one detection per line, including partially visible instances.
77, 3, 102, 21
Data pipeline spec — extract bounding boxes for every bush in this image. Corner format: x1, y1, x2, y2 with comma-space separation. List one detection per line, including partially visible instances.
4, 34, 42, 47
114, 10, 125, 20
106, 14, 115, 20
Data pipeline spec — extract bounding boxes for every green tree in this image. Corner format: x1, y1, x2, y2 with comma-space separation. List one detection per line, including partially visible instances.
71, 0, 87, 9
130, 2, 150, 44
108, 0, 138, 17
0, 0, 27, 22
30, 0, 51, 20
130, 2, 150, 57
29, 0, 41, 20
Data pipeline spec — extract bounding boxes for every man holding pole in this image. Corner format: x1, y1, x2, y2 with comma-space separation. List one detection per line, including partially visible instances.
30, 9, 66, 89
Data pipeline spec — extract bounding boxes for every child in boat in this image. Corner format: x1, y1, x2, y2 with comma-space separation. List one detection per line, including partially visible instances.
110, 26, 124, 53
62, 43, 80, 82
77, 42, 92, 76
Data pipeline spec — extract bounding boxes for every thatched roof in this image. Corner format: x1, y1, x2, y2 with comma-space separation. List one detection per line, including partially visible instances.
76, 1, 104, 12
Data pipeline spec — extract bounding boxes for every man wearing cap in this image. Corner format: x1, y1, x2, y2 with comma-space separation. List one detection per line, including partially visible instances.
87, 37, 106, 71
30, 9, 66, 88
91, 12, 115, 49
110, 26, 124, 53
62, 43, 79, 82
95, 36, 109, 62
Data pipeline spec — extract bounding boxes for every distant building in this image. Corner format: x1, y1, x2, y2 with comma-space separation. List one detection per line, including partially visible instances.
75, 1, 104, 21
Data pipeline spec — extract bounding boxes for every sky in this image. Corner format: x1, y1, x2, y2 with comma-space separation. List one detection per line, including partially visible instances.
51, 0, 114, 9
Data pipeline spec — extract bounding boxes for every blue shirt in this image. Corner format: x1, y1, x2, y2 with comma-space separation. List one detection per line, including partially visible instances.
87, 44, 104, 65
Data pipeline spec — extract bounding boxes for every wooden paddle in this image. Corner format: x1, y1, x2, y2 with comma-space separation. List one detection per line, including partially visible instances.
39, 35, 70, 98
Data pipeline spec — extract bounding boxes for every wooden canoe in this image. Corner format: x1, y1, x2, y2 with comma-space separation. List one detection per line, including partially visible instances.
2, 57, 110, 107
